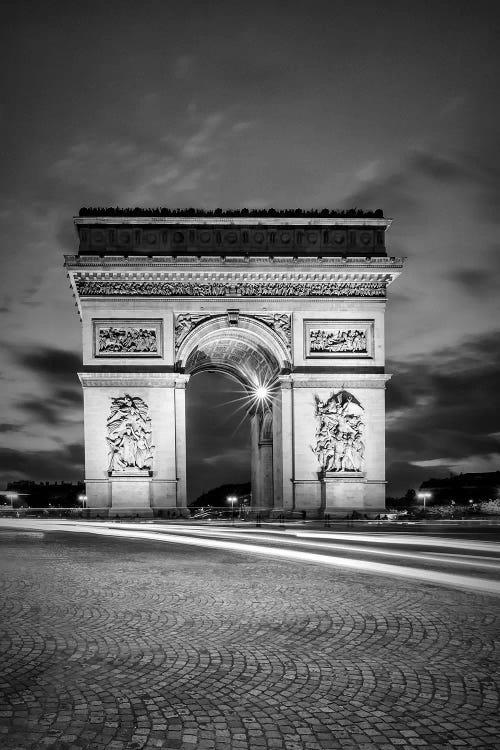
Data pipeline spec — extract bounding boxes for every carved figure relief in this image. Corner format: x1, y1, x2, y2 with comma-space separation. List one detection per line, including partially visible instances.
77, 280, 386, 298
175, 313, 195, 345
256, 313, 292, 352
174, 313, 211, 349
94, 320, 162, 357
99, 327, 157, 353
107, 395, 154, 472
305, 320, 373, 358
312, 390, 364, 473
310, 328, 367, 353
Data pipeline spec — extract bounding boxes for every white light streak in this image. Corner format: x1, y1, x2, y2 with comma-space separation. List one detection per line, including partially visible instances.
2, 519, 499, 596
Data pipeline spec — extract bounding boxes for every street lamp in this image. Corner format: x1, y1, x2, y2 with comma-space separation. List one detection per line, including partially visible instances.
227, 495, 237, 524
6, 493, 18, 509
78, 494, 88, 509
417, 491, 431, 512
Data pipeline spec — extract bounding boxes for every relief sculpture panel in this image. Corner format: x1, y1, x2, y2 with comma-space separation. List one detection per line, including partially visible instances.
94, 320, 163, 357
78, 280, 386, 298
107, 395, 154, 474
305, 320, 373, 358
312, 390, 365, 473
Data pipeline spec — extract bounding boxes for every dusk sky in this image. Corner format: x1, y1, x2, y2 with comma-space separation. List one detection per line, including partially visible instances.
1, 0, 499, 500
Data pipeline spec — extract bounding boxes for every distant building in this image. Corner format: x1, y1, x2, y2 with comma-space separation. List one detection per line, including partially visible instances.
419, 472, 500, 504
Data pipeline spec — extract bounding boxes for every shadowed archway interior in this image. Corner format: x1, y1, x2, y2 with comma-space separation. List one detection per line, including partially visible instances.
184, 328, 281, 389
186, 370, 252, 503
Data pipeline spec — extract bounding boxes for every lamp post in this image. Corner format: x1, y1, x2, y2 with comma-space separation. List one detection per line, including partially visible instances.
227, 495, 237, 525
6, 493, 18, 510
78, 494, 88, 510
417, 491, 431, 513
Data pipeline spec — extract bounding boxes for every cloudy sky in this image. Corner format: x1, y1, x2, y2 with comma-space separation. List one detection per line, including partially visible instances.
1, 0, 499, 500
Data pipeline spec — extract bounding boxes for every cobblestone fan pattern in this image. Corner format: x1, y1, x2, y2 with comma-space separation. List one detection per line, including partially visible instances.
0, 531, 499, 750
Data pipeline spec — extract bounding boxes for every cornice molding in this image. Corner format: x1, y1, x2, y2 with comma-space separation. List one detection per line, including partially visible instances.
69, 269, 397, 282
78, 372, 188, 388
292, 379, 389, 388
65, 254, 404, 271
75, 216, 392, 228
278, 373, 391, 389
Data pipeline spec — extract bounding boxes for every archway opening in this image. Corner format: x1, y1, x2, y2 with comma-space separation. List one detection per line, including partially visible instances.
180, 322, 284, 511
186, 370, 253, 506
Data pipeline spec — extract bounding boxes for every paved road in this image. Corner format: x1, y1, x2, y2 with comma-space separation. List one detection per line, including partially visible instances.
7, 519, 499, 596
1, 520, 499, 749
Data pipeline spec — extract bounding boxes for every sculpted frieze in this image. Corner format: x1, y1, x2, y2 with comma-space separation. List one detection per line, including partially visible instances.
107, 395, 154, 473
77, 280, 386, 298
310, 328, 367, 353
94, 320, 162, 357
312, 390, 365, 473
305, 320, 373, 358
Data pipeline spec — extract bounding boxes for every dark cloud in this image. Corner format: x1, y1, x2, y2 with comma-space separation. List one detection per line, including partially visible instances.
346, 147, 500, 234
409, 152, 469, 183
386, 330, 500, 493
14, 346, 82, 385
0, 423, 21, 434
17, 397, 82, 427
0, 442, 84, 485
17, 398, 61, 426
449, 268, 499, 296
53, 387, 83, 407
9, 346, 83, 429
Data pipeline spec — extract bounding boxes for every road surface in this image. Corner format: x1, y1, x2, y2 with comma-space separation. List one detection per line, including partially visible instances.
1, 519, 499, 749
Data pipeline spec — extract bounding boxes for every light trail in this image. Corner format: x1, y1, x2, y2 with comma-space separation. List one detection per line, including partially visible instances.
128, 522, 500, 555
1, 519, 499, 596
105, 523, 500, 570
294, 531, 500, 552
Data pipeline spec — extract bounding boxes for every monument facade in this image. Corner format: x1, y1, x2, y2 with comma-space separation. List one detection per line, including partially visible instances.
65, 209, 403, 517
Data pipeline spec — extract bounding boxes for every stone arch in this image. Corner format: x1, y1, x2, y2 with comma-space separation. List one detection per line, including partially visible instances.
177, 316, 286, 510
176, 315, 289, 388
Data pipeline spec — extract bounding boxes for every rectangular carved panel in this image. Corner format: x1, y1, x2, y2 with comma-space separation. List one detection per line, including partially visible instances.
93, 319, 163, 358
304, 320, 374, 359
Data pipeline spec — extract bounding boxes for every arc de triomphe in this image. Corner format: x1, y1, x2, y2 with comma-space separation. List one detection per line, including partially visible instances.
65, 209, 403, 518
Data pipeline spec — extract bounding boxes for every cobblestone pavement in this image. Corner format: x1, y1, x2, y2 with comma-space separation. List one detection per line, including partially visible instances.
0, 529, 499, 750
